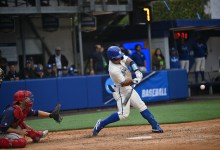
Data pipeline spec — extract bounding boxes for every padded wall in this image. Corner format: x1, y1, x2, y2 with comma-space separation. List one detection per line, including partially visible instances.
0, 70, 188, 113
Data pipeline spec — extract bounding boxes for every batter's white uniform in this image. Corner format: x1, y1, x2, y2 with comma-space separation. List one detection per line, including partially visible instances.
108, 56, 147, 120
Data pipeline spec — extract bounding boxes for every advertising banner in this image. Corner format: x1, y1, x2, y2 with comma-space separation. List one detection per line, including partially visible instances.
135, 71, 169, 102
102, 71, 170, 104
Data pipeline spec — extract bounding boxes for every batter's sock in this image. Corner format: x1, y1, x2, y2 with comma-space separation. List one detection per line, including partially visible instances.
200, 71, 205, 81
195, 72, 199, 83
141, 109, 159, 129
100, 112, 120, 128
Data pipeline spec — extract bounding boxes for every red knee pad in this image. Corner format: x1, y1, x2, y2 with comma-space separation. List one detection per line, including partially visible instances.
0, 138, 10, 148
10, 138, 27, 148
0, 137, 27, 148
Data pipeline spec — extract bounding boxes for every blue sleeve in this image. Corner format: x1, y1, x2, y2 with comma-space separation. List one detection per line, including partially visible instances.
0, 108, 14, 133
204, 44, 208, 53
142, 52, 146, 59
131, 53, 135, 61
192, 43, 196, 51
28, 109, 38, 117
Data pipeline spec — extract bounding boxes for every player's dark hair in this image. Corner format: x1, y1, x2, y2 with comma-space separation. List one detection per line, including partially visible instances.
135, 44, 141, 50
112, 58, 119, 61
154, 48, 165, 59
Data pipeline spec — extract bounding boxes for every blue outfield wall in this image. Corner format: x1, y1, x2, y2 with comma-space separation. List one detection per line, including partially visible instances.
57, 76, 88, 110
0, 80, 26, 113
25, 78, 58, 111
0, 70, 188, 113
167, 70, 188, 100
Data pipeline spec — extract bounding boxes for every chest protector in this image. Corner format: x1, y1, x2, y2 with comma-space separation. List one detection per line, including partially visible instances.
12, 105, 25, 128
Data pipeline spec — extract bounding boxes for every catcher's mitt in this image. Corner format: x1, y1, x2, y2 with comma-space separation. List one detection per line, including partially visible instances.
49, 104, 63, 123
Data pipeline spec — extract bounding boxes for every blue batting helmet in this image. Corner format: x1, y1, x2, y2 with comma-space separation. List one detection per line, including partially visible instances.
106, 46, 124, 60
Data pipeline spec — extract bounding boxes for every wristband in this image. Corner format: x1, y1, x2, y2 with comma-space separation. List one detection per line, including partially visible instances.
130, 61, 138, 72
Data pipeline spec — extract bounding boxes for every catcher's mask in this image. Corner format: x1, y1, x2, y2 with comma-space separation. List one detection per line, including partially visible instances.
13, 90, 34, 112
24, 90, 34, 113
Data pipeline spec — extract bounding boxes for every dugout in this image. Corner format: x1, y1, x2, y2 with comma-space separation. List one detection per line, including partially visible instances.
98, 19, 220, 95
99, 19, 220, 71
167, 19, 220, 96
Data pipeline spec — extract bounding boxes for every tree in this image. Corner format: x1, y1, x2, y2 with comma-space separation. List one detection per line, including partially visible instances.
152, 0, 210, 21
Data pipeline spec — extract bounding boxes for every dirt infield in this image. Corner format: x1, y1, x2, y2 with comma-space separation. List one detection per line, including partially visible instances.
25, 119, 220, 150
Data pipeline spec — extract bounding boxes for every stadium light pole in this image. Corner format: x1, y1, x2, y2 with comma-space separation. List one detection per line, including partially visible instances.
143, 3, 152, 71
148, 21, 152, 71
19, 16, 27, 68
78, 13, 84, 75
71, 14, 78, 70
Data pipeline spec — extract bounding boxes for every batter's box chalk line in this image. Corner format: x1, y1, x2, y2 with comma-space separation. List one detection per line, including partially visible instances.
126, 136, 153, 140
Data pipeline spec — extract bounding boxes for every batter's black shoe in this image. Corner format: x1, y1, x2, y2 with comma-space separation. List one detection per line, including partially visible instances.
152, 125, 163, 133
92, 119, 102, 136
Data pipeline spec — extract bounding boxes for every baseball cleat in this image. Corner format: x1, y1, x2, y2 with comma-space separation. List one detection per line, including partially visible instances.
32, 130, 49, 143
92, 119, 102, 136
152, 125, 163, 133
41, 130, 49, 138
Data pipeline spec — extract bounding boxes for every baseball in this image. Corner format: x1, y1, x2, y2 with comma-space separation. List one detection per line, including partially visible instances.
200, 84, 205, 90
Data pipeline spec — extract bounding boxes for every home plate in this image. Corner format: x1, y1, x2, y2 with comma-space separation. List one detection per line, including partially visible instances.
126, 136, 152, 140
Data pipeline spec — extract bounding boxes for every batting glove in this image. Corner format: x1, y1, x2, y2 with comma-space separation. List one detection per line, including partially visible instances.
135, 70, 143, 81
132, 78, 141, 84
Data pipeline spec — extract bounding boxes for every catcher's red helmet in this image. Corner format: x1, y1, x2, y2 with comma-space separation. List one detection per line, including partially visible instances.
24, 90, 32, 98
14, 90, 34, 104
14, 90, 26, 102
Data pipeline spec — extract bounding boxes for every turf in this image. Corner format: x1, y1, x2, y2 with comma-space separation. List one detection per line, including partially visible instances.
26, 99, 220, 131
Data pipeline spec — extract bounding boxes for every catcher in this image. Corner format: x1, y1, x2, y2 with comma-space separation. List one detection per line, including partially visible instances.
0, 90, 62, 148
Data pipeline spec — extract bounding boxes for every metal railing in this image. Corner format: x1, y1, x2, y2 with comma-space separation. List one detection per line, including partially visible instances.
0, 0, 132, 14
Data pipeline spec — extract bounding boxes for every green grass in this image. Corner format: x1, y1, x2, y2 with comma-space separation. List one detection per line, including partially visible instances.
26, 99, 220, 131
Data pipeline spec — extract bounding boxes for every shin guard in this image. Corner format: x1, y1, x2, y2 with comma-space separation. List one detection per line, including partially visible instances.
19, 122, 44, 142
0, 137, 27, 148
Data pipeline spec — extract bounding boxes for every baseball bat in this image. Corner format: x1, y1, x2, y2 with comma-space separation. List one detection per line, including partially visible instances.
122, 71, 157, 106
104, 71, 158, 105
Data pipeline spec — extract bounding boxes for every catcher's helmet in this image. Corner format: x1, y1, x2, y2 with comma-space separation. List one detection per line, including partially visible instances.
106, 46, 124, 60
14, 90, 26, 102
14, 90, 34, 104
13, 90, 34, 112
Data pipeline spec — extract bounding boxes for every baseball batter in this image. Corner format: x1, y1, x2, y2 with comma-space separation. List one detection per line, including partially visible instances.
93, 46, 163, 136
0, 90, 62, 148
